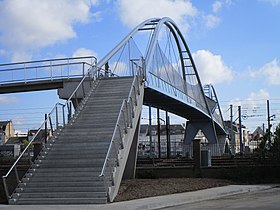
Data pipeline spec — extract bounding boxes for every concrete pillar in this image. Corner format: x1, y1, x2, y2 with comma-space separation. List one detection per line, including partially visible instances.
193, 139, 201, 177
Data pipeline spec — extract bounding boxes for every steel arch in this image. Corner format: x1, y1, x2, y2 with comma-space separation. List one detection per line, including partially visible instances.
97, 17, 225, 136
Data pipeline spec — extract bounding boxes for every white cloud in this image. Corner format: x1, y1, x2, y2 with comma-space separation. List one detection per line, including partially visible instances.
0, 96, 19, 104
116, 0, 197, 33
249, 59, 280, 85
0, 0, 99, 61
192, 50, 233, 85
227, 89, 269, 124
212, 1, 223, 13
72, 48, 98, 59
204, 14, 221, 29
248, 89, 269, 101
72, 48, 98, 67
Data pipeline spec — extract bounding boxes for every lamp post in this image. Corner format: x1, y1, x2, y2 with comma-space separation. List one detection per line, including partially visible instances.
267, 100, 276, 144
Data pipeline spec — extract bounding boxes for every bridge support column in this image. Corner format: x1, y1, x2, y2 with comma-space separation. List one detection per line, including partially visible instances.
184, 120, 218, 144
193, 139, 201, 177
123, 117, 141, 179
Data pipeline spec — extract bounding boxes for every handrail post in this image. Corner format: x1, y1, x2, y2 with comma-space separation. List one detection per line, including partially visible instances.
83, 62, 85, 76
55, 105, 59, 131
28, 146, 32, 164
122, 110, 127, 134
45, 114, 48, 144
14, 166, 20, 184
141, 56, 145, 80
133, 86, 137, 106
68, 102, 72, 123
62, 105, 65, 127
2, 176, 10, 201
74, 92, 79, 108
125, 100, 129, 128
118, 125, 124, 149
49, 114, 53, 133
113, 140, 119, 166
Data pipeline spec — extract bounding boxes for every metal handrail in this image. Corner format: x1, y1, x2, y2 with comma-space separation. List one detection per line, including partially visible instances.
0, 61, 91, 73
0, 56, 95, 85
148, 72, 207, 111
1, 102, 63, 200
0, 56, 95, 67
99, 63, 143, 201
2, 56, 97, 200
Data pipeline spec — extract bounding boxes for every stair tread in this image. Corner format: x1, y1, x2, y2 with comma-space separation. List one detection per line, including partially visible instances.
11, 76, 137, 205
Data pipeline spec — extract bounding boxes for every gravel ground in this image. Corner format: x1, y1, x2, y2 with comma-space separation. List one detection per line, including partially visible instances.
115, 178, 235, 202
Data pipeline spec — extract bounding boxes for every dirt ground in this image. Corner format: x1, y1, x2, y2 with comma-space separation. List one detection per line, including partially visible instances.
115, 178, 235, 202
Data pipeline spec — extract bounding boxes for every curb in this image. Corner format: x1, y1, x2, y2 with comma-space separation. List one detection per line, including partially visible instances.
0, 185, 273, 210
106, 185, 272, 210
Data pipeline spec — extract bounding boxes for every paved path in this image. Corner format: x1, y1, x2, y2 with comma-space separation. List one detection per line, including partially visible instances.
160, 186, 280, 210
0, 185, 274, 210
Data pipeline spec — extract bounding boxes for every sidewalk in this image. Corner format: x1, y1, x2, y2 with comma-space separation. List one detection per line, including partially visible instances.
0, 185, 272, 210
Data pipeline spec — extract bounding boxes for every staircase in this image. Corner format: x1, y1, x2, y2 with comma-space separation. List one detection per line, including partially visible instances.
9, 76, 143, 205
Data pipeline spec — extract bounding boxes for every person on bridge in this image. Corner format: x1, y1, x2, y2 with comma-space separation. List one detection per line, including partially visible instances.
105, 62, 110, 77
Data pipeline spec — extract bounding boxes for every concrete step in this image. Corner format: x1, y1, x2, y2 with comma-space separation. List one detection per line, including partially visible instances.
28, 167, 101, 173
22, 176, 103, 183
35, 158, 105, 165
37, 162, 105, 168
37, 154, 106, 161
16, 186, 105, 193
10, 76, 136, 205
43, 149, 108, 156
63, 123, 116, 129
45, 139, 109, 146
11, 197, 107, 205
46, 144, 110, 150
26, 170, 101, 178
19, 181, 105, 188
56, 129, 111, 135
49, 141, 110, 146
17, 192, 106, 199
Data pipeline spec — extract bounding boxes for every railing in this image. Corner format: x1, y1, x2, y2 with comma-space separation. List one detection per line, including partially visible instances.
2, 56, 98, 201
99, 62, 143, 201
183, 143, 225, 158
203, 84, 225, 129
0, 56, 95, 84
147, 72, 208, 114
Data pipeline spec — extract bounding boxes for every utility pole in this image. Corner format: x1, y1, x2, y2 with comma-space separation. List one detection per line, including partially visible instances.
267, 100, 271, 143
148, 106, 153, 160
166, 111, 170, 159
238, 106, 242, 154
230, 105, 234, 154
157, 108, 161, 159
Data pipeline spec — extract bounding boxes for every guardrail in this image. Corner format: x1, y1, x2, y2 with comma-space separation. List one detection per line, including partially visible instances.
0, 56, 95, 84
2, 56, 97, 201
99, 61, 143, 201
147, 72, 208, 114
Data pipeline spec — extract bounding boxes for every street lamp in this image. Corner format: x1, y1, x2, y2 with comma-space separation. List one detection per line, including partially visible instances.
267, 100, 276, 143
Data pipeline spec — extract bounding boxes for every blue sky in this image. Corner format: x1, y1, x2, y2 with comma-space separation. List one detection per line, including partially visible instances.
0, 0, 280, 133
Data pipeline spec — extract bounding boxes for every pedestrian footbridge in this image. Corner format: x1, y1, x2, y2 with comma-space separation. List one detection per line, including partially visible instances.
1, 17, 226, 204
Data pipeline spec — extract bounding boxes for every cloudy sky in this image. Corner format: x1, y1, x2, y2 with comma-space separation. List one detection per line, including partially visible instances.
0, 0, 280, 132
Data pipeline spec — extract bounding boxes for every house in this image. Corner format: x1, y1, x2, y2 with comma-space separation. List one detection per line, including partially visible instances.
248, 126, 264, 151
224, 120, 249, 154
138, 123, 230, 158
0, 120, 15, 144
138, 124, 186, 158
27, 129, 51, 143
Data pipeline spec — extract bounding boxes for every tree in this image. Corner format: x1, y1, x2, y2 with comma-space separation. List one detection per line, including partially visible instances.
270, 124, 280, 161
255, 124, 280, 162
